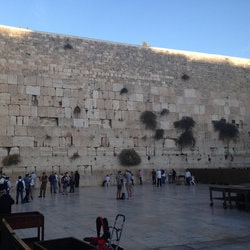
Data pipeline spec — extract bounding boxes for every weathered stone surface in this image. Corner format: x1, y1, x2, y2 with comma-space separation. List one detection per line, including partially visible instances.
0, 25, 249, 185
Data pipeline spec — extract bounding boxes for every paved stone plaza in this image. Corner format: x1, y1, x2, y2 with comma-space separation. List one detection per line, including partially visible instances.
11, 183, 250, 250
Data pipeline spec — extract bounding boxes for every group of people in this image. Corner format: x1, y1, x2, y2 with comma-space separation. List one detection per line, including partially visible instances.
151, 168, 177, 187
151, 168, 194, 186
113, 168, 194, 201
38, 170, 80, 197
0, 170, 81, 206
15, 173, 36, 204
115, 169, 140, 200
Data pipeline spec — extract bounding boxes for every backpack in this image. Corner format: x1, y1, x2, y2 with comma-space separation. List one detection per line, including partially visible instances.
85, 217, 111, 250
17, 180, 24, 191
120, 192, 125, 200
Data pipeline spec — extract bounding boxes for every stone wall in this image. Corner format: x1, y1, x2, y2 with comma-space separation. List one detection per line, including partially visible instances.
0, 25, 250, 185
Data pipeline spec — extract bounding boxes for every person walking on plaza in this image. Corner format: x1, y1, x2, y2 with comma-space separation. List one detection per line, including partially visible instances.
15, 176, 25, 204
0, 178, 14, 213
38, 172, 48, 198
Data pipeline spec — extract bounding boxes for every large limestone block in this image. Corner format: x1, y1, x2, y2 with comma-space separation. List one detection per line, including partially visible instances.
13, 136, 34, 147
184, 89, 196, 98
7, 74, 17, 84
14, 126, 27, 136
0, 104, 8, 116
26, 85, 40, 95
0, 93, 10, 104
40, 147, 53, 156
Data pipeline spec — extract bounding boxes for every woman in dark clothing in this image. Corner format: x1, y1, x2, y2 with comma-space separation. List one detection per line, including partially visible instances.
74, 171, 80, 188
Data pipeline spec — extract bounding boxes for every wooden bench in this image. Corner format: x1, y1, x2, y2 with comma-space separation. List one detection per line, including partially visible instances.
34, 237, 99, 250
0, 211, 44, 250
1, 211, 98, 250
1, 217, 31, 250
209, 184, 250, 210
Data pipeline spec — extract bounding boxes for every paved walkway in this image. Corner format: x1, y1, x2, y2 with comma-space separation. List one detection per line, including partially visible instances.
11, 183, 250, 250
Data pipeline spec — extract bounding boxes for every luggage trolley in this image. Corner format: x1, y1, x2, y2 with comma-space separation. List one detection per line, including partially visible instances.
84, 214, 125, 250
108, 214, 125, 250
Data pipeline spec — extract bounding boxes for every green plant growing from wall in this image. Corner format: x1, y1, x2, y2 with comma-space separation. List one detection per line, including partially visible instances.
2, 154, 21, 166
181, 74, 190, 80
70, 152, 80, 160
176, 130, 195, 148
174, 116, 195, 131
155, 129, 164, 140
140, 111, 157, 130
213, 119, 239, 158
160, 108, 169, 116
64, 43, 73, 50
120, 87, 128, 95
174, 116, 196, 151
118, 148, 141, 166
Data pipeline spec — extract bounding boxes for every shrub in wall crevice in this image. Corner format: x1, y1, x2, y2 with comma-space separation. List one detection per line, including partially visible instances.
2, 154, 20, 166
118, 148, 141, 166
140, 111, 157, 130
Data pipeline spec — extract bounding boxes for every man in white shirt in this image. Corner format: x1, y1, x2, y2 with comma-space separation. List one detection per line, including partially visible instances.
156, 169, 162, 187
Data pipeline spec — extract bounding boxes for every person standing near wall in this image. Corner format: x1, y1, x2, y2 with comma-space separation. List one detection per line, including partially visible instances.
124, 169, 133, 199
23, 174, 31, 203
185, 169, 192, 185
156, 169, 162, 187
38, 172, 48, 198
171, 169, 177, 183
137, 169, 142, 185
15, 176, 25, 204
116, 170, 123, 199
74, 170, 80, 188
48, 171, 57, 194
152, 169, 156, 185
5, 176, 11, 195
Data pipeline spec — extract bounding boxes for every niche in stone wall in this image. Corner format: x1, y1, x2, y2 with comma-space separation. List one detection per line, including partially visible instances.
73, 106, 81, 118
101, 135, 109, 147
31, 95, 38, 106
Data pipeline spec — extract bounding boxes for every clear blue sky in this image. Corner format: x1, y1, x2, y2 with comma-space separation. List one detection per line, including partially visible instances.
1, 0, 250, 58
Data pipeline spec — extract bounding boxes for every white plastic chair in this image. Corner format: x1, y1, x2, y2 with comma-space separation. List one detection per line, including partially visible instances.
190, 176, 196, 185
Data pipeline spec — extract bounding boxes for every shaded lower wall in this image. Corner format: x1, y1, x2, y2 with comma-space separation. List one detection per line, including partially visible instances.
190, 168, 250, 185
